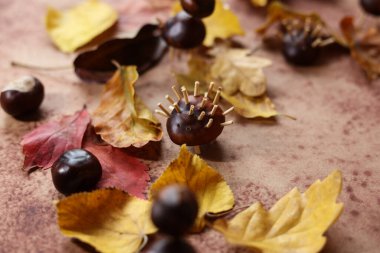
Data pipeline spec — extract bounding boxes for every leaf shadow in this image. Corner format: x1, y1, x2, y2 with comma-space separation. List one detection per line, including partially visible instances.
125, 141, 162, 161
13, 109, 46, 122
72, 239, 99, 253
199, 141, 230, 162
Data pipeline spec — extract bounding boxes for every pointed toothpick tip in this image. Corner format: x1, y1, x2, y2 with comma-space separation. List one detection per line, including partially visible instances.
220, 120, 233, 126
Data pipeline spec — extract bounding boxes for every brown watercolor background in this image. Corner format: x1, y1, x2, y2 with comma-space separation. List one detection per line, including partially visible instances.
0, 0, 379, 252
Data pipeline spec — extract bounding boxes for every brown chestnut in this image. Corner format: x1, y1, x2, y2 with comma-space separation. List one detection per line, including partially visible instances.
151, 185, 198, 236
51, 149, 102, 195
156, 82, 234, 149
0, 76, 44, 117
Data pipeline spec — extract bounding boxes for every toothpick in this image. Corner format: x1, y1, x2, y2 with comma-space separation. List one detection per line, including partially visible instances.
172, 85, 181, 100
155, 109, 169, 118
210, 105, 218, 116
181, 86, 189, 104
319, 37, 335, 47
165, 94, 175, 104
169, 105, 174, 111
311, 24, 322, 37
213, 88, 222, 105
200, 97, 207, 108
198, 111, 206, 121
189, 105, 194, 115
204, 92, 209, 99
220, 120, 233, 126
157, 103, 170, 116
194, 81, 200, 96
205, 118, 213, 128
173, 102, 181, 113
223, 107, 234, 116
208, 82, 214, 95
311, 38, 322, 48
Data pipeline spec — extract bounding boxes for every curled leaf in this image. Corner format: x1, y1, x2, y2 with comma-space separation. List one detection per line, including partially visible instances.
21, 109, 90, 171
212, 170, 344, 253
340, 16, 380, 79
84, 130, 150, 199
92, 66, 162, 148
210, 48, 271, 97
74, 24, 168, 83
45, 0, 118, 53
150, 145, 235, 232
174, 0, 245, 46
56, 189, 156, 253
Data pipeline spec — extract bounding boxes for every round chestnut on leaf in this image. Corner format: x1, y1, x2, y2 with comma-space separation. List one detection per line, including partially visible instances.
147, 237, 196, 253
180, 0, 216, 18
162, 11, 206, 49
51, 149, 102, 195
156, 82, 234, 151
360, 0, 380, 16
0, 76, 44, 117
151, 185, 198, 236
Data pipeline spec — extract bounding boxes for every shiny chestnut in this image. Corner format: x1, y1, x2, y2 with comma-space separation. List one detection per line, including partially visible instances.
51, 149, 102, 195
0, 76, 44, 117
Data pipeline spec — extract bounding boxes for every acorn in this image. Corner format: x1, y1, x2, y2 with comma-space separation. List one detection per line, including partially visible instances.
156, 82, 233, 153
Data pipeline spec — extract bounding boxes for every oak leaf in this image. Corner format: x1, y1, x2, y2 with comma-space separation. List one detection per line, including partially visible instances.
92, 65, 162, 148
56, 189, 156, 253
150, 145, 235, 232
212, 170, 344, 253
174, 0, 245, 46
45, 0, 118, 53
83, 130, 150, 199
21, 109, 90, 171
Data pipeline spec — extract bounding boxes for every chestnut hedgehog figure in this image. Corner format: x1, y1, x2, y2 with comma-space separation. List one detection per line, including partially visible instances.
156, 82, 233, 153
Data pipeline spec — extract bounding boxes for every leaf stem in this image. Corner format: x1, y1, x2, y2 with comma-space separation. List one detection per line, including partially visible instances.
11, 61, 73, 71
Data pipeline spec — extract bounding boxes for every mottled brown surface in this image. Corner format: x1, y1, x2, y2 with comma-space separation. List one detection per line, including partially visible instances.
1, 0, 379, 253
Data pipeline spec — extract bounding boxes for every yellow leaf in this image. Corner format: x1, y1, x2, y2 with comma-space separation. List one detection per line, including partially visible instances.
174, 0, 245, 46
56, 189, 157, 253
210, 48, 272, 97
45, 0, 118, 52
221, 92, 278, 118
212, 170, 344, 253
150, 145, 235, 232
251, 0, 268, 7
92, 66, 162, 148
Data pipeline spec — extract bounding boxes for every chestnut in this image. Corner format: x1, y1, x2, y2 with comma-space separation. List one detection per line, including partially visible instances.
156, 82, 234, 152
147, 237, 196, 253
151, 185, 198, 236
0, 75, 44, 117
51, 149, 102, 195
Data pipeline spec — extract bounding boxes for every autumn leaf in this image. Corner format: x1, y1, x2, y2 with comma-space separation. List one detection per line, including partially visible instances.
210, 48, 272, 97
251, 0, 268, 7
92, 65, 162, 148
74, 24, 168, 83
212, 170, 344, 253
45, 0, 118, 53
150, 145, 235, 232
83, 130, 150, 199
340, 16, 380, 79
21, 109, 90, 171
56, 189, 157, 253
174, 0, 245, 46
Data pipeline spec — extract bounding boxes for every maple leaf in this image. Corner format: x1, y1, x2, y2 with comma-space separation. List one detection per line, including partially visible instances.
340, 16, 380, 79
45, 0, 118, 53
149, 145, 235, 232
173, 0, 245, 46
83, 130, 150, 199
21, 109, 90, 171
92, 65, 162, 148
56, 189, 157, 253
211, 170, 344, 253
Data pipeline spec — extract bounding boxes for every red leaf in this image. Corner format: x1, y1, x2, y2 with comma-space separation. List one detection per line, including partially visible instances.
84, 132, 150, 199
21, 109, 90, 171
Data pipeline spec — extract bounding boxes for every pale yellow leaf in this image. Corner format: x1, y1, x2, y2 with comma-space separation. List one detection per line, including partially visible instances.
221, 92, 278, 118
251, 0, 268, 7
173, 0, 245, 46
210, 48, 272, 97
46, 0, 118, 52
56, 189, 157, 253
212, 170, 344, 253
92, 66, 162, 148
150, 145, 235, 232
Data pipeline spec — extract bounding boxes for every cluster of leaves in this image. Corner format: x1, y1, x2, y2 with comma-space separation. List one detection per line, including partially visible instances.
56, 146, 343, 253
21, 66, 163, 197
